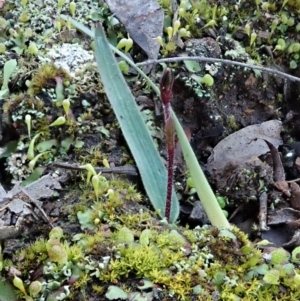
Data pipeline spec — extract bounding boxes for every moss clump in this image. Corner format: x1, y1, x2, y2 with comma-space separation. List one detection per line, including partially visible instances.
28, 62, 71, 96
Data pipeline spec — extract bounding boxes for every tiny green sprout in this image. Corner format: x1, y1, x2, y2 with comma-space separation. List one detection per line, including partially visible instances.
281, 13, 288, 24
105, 188, 115, 199
92, 174, 101, 201
216, 196, 226, 209
202, 74, 214, 86
13, 276, 27, 295
222, 210, 228, 218
288, 43, 300, 54
281, 0, 289, 10
117, 60, 129, 74
179, 28, 190, 38
179, 7, 185, 17
49, 116, 66, 127
27, 42, 38, 55
103, 158, 110, 168
202, 19, 217, 29
173, 20, 181, 36
57, 0, 66, 11
21, 0, 28, 8
19, 11, 29, 23
27, 132, 40, 160
287, 17, 294, 27
271, 19, 279, 35
179, 0, 187, 9
117, 35, 133, 53
154, 36, 164, 48
244, 23, 251, 36
261, 2, 271, 11
81, 163, 97, 184
274, 38, 286, 51
81, 163, 97, 176
62, 98, 70, 116
0, 43, 6, 53
166, 26, 173, 41
49, 226, 64, 239
296, 23, 300, 32
55, 20, 62, 32
290, 60, 297, 69
250, 31, 257, 47
69, 1, 76, 16
25, 114, 31, 139
29, 281, 42, 297
66, 18, 72, 30
29, 152, 50, 169
46, 238, 68, 265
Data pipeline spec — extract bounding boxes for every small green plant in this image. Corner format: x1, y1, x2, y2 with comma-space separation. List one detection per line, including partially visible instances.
0, 59, 17, 98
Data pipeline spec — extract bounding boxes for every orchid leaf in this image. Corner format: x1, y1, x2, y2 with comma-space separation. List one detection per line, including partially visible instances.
94, 24, 179, 222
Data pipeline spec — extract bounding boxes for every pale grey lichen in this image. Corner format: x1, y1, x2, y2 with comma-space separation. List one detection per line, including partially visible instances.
6, 153, 31, 183
44, 43, 94, 76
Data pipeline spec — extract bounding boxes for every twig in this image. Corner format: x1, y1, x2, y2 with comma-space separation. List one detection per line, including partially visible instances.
136, 57, 300, 83
50, 162, 139, 176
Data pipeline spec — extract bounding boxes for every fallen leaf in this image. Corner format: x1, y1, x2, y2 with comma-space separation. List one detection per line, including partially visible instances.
207, 120, 282, 171
104, 0, 164, 60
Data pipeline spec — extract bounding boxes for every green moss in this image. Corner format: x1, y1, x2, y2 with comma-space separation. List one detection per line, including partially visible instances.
28, 62, 70, 96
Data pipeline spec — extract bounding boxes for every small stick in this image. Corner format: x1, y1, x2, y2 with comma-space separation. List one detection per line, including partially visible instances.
259, 192, 269, 231
49, 162, 139, 176
136, 57, 300, 83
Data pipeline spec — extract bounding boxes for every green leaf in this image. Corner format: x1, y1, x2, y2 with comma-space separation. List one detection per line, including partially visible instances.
183, 60, 201, 73
2, 59, 17, 91
77, 210, 96, 230
60, 136, 73, 153
94, 25, 179, 222
106, 286, 128, 300
115, 227, 134, 243
21, 167, 46, 187
190, 74, 203, 84
74, 139, 84, 148
36, 139, 58, 152
0, 141, 18, 158
0, 277, 18, 301
263, 269, 280, 284
172, 111, 230, 227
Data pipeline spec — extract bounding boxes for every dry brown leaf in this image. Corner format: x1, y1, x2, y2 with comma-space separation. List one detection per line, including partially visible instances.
207, 120, 282, 171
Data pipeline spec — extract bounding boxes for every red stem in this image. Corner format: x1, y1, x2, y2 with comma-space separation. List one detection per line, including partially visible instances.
164, 114, 175, 221
160, 68, 175, 222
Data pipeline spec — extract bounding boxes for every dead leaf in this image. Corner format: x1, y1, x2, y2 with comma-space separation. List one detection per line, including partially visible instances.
207, 120, 282, 171
104, 0, 164, 60
268, 208, 300, 225
273, 180, 290, 197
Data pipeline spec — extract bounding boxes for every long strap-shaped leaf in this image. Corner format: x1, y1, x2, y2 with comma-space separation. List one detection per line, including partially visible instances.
94, 24, 179, 223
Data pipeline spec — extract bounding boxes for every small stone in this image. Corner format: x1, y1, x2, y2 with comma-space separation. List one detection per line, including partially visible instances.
189, 201, 209, 224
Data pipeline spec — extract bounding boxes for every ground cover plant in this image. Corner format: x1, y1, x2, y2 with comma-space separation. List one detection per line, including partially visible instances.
1, 0, 300, 300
